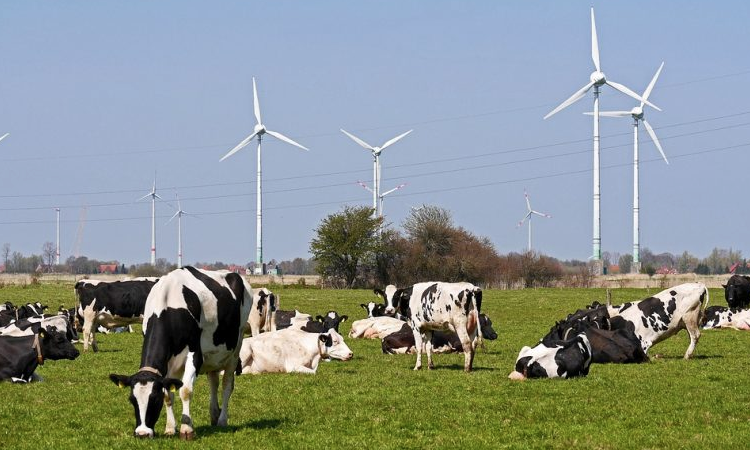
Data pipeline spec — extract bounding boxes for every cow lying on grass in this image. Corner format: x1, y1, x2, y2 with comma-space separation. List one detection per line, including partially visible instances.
0, 328, 79, 383
701, 306, 750, 330
381, 313, 498, 354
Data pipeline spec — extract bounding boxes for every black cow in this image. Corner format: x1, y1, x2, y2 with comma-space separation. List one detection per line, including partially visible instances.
300, 311, 349, 333
76, 279, 158, 351
723, 275, 750, 309
109, 267, 252, 439
0, 328, 79, 382
381, 314, 498, 354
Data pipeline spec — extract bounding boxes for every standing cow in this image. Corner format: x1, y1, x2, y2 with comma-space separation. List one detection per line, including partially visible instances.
109, 267, 252, 439
382, 281, 482, 372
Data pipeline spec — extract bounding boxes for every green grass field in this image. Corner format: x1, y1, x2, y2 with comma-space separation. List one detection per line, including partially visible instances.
0, 283, 747, 449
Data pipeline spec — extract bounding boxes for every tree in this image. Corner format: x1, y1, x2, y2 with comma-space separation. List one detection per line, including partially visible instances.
618, 254, 633, 274
42, 241, 56, 270
310, 206, 382, 288
677, 251, 699, 274
1, 243, 9, 269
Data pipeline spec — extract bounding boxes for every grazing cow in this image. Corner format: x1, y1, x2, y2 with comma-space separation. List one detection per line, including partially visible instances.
108, 267, 252, 439
701, 306, 750, 330
349, 316, 406, 339
382, 281, 482, 372
76, 279, 158, 351
246, 288, 277, 336
509, 334, 592, 380
723, 275, 750, 309
239, 328, 353, 374
0, 328, 79, 382
607, 282, 708, 360
299, 311, 349, 334
381, 313, 498, 354
275, 309, 312, 330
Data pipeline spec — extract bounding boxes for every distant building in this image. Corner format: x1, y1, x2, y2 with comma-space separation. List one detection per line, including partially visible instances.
99, 264, 119, 274
0, 264, 5, 273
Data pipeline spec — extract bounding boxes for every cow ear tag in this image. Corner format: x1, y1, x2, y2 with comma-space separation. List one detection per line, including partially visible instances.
170, 385, 177, 393
118, 381, 125, 388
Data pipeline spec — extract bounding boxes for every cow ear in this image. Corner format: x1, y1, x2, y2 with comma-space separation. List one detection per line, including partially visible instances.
722, 284, 727, 288
340, 315, 348, 322
318, 334, 332, 346
109, 374, 131, 388
163, 378, 183, 393
316, 315, 325, 322
373, 289, 385, 299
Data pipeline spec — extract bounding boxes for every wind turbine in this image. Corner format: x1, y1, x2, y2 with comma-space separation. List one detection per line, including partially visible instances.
544, 7, 659, 273
0, 133, 9, 143
357, 181, 407, 219
586, 62, 667, 273
166, 195, 189, 268
342, 129, 412, 217
221, 77, 308, 275
517, 190, 551, 253
137, 176, 161, 265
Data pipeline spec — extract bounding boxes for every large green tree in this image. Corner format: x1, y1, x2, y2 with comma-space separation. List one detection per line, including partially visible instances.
310, 206, 382, 288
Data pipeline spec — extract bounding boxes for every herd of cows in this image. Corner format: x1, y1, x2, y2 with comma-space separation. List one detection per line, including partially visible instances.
1, 267, 750, 439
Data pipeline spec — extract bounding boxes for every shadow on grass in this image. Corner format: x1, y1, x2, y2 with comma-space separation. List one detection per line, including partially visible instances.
195, 418, 286, 436
651, 354, 722, 361
431, 364, 495, 372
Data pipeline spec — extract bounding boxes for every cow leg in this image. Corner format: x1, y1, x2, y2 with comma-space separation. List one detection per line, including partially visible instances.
81, 301, 97, 352
164, 390, 177, 436
684, 313, 702, 360
216, 368, 235, 427
412, 327, 423, 371
179, 357, 198, 440
425, 331, 435, 370
292, 365, 317, 374
455, 324, 475, 372
207, 371, 221, 426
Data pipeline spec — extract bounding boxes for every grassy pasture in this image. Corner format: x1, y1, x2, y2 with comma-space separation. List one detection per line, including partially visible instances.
0, 283, 747, 449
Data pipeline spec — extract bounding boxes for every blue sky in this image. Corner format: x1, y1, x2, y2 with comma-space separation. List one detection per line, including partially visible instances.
1, 1, 748, 266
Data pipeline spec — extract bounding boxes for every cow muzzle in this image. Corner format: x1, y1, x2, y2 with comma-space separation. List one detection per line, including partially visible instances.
384, 307, 396, 316
508, 370, 526, 381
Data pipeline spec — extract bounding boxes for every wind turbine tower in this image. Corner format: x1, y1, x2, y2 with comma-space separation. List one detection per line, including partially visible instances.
589, 62, 668, 273
167, 195, 189, 268
221, 77, 308, 275
55, 208, 60, 265
138, 177, 161, 265
517, 190, 551, 253
342, 129, 412, 217
357, 181, 407, 218
544, 7, 659, 274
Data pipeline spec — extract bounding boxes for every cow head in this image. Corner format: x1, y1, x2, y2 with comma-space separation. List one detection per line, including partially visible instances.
724, 277, 750, 309
381, 285, 412, 317
360, 302, 387, 318
39, 327, 80, 361
109, 370, 183, 438
509, 334, 592, 380
479, 314, 498, 340
315, 311, 348, 332
318, 329, 353, 361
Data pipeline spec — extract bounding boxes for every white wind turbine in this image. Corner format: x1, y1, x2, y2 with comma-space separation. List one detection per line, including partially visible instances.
341, 129, 412, 217
221, 77, 308, 275
0, 133, 9, 143
586, 62, 667, 273
357, 181, 407, 219
517, 190, 551, 253
166, 195, 189, 268
137, 177, 161, 265
544, 7, 659, 272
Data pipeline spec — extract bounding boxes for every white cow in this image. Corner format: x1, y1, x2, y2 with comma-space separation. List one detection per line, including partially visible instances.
239, 328, 353, 374
348, 316, 406, 339
382, 281, 482, 372
246, 287, 277, 336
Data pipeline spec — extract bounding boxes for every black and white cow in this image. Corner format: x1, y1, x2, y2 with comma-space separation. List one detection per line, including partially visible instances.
0, 315, 77, 344
381, 313, 498, 355
0, 302, 48, 327
275, 309, 313, 330
382, 281, 482, 372
509, 334, 592, 380
109, 267, 252, 439
76, 279, 158, 351
723, 275, 750, 310
701, 305, 750, 330
246, 287, 277, 336
607, 282, 708, 360
299, 311, 349, 334
0, 328, 79, 382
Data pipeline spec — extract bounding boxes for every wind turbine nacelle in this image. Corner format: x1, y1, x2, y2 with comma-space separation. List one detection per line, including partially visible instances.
590, 71, 606, 85
631, 106, 644, 119
254, 123, 266, 134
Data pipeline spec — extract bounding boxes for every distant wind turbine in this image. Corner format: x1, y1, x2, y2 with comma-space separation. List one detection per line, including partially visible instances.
586, 62, 667, 273
517, 190, 551, 253
342, 129, 412, 217
544, 7, 659, 272
166, 195, 190, 268
357, 181, 407, 219
221, 77, 308, 275
137, 176, 161, 265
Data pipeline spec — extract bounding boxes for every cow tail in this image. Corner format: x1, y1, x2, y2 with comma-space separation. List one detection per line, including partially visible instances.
473, 289, 484, 351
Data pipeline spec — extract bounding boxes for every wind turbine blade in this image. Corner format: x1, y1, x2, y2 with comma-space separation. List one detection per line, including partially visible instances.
340, 129, 374, 150
357, 181, 374, 193
532, 210, 552, 218
137, 193, 151, 202
544, 81, 595, 120
591, 8, 600, 72
584, 111, 632, 117
606, 80, 661, 111
220, 131, 259, 161
153, 193, 162, 200
0, 133, 9, 142
381, 183, 407, 197
643, 119, 669, 164
517, 212, 531, 227
266, 130, 309, 151
252, 77, 262, 125
524, 190, 531, 211
641, 61, 664, 108
380, 130, 413, 151
166, 211, 180, 224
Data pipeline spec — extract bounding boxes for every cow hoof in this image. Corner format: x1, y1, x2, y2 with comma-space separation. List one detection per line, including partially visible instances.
179, 431, 195, 441
164, 429, 176, 437
428, 364, 435, 370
